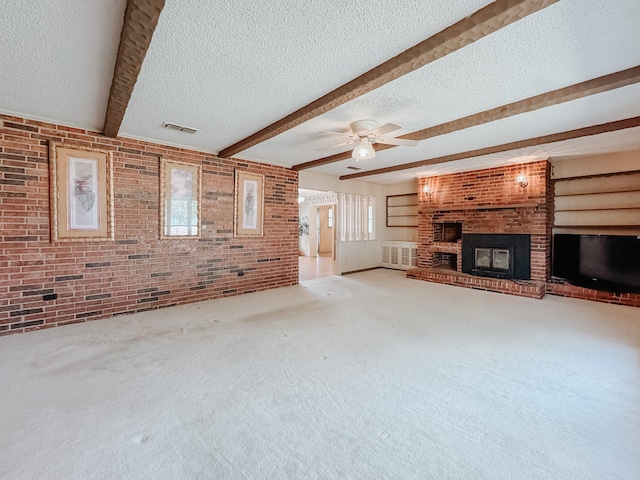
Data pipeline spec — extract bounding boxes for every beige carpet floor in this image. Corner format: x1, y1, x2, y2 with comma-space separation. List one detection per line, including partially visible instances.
1, 269, 639, 479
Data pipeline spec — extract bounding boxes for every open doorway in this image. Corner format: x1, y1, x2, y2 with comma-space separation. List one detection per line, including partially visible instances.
316, 205, 334, 257
298, 189, 337, 282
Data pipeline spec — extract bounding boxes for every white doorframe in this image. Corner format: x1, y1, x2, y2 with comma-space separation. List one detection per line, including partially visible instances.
309, 206, 319, 258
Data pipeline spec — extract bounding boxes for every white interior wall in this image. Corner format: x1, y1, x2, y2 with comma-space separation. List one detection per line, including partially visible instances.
552, 149, 640, 179
381, 180, 419, 242
298, 199, 311, 256
309, 205, 318, 257
335, 240, 382, 274
299, 172, 419, 273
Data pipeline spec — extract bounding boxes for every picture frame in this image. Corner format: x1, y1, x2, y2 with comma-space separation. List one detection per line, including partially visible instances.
49, 142, 114, 242
159, 159, 202, 239
234, 170, 264, 237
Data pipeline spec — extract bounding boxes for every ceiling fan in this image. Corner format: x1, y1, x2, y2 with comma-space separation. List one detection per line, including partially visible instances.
319, 119, 419, 160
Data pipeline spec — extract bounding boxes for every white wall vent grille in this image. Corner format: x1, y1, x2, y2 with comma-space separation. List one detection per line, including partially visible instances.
161, 122, 198, 134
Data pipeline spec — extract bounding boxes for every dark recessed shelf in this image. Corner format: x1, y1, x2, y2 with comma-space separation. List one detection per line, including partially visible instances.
434, 222, 462, 243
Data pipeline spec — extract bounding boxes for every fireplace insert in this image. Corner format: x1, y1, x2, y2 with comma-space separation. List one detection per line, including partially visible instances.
474, 246, 514, 278
462, 234, 531, 280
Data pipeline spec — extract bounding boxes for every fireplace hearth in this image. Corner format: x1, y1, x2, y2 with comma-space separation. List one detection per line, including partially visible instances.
462, 234, 531, 280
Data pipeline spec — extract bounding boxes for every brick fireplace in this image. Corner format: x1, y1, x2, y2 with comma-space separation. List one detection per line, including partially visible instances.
407, 160, 552, 299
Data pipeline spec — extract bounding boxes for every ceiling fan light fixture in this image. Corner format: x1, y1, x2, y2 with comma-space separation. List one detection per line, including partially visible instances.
352, 138, 375, 161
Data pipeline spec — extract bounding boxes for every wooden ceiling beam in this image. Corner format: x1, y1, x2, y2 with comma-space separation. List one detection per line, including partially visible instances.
339, 116, 640, 180
292, 145, 392, 171
103, 0, 165, 138
294, 65, 640, 171
404, 65, 640, 143
219, 0, 558, 158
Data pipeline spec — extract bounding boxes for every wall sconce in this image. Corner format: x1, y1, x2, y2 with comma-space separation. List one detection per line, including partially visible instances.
423, 185, 434, 196
516, 174, 528, 188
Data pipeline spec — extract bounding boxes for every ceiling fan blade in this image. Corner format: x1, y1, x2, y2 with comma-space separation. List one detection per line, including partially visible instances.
318, 130, 353, 137
375, 137, 419, 147
369, 123, 401, 136
318, 139, 359, 151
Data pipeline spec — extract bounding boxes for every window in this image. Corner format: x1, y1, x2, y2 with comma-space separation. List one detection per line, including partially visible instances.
328, 207, 333, 227
160, 159, 201, 238
368, 204, 373, 234
167, 199, 199, 236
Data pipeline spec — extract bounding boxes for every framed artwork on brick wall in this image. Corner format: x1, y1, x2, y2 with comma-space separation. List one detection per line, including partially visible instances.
49, 142, 114, 242
160, 159, 201, 238
234, 170, 264, 237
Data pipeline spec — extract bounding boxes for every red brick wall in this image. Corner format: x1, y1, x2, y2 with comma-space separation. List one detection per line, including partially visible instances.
417, 160, 551, 282
547, 280, 640, 307
0, 115, 298, 335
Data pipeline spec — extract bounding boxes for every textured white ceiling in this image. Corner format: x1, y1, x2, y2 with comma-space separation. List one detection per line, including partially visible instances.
1, 0, 639, 184
0, 0, 126, 130
240, 0, 640, 167
311, 83, 640, 179
119, 0, 491, 151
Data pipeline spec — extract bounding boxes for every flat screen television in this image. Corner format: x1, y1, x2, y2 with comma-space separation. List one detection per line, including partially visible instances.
552, 234, 640, 293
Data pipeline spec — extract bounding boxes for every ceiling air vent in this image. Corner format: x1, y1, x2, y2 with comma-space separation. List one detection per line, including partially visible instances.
161, 122, 198, 134
346, 166, 362, 170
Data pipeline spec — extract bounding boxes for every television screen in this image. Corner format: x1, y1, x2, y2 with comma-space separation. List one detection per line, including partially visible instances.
553, 234, 640, 293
